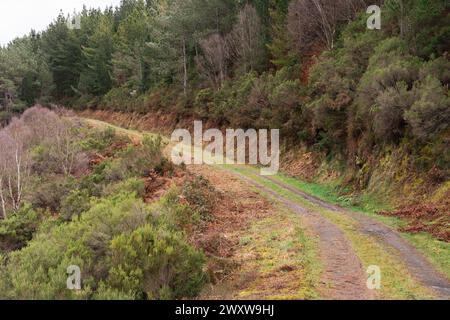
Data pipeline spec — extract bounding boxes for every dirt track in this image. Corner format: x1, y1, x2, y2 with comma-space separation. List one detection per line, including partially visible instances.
229, 170, 372, 300
263, 176, 450, 299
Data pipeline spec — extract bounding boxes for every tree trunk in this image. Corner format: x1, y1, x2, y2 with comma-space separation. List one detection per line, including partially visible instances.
0, 178, 6, 219
15, 146, 22, 212
182, 37, 187, 95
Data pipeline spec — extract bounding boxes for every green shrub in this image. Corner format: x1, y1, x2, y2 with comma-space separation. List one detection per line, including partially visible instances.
194, 88, 215, 117
110, 135, 170, 178
102, 178, 146, 198
100, 87, 149, 113
154, 187, 200, 232
30, 175, 77, 212
80, 138, 166, 196
108, 224, 206, 300
60, 189, 91, 221
91, 283, 135, 300
0, 204, 41, 252
0, 191, 206, 300
372, 82, 414, 141
405, 76, 450, 140
80, 160, 111, 196
419, 57, 450, 84
80, 127, 119, 153
0, 193, 149, 299
100, 87, 132, 111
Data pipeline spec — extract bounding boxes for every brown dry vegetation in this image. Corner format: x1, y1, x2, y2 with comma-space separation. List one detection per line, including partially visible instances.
380, 201, 450, 242
188, 166, 271, 286
189, 166, 318, 300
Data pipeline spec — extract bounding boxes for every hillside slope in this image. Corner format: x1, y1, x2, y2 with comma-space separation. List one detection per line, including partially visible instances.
82, 117, 450, 299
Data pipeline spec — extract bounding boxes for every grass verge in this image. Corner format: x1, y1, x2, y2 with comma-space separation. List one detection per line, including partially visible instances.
234, 203, 322, 300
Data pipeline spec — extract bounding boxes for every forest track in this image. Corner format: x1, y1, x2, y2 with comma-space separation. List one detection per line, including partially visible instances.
262, 175, 450, 299
226, 169, 371, 300
82, 117, 450, 300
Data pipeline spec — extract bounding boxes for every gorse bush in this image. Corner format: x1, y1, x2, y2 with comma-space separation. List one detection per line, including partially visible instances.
108, 224, 205, 300
102, 178, 146, 199
103, 135, 170, 181
0, 192, 206, 300
0, 204, 41, 252
80, 126, 120, 153
59, 189, 91, 222
405, 76, 450, 140
29, 175, 77, 213
0, 192, 148, 299
154, 187, 200, 234
75, 134, 167, 200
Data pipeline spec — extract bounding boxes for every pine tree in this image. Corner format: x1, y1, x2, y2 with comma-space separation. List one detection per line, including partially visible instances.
112, 0, 153, 93
267, 0, 296, 68
79, 15, 115, 95
42, 14, 82, 98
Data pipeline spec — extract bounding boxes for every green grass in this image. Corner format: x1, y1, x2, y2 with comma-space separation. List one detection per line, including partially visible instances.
404, 233, 450, 280
273, 172, 407, 228
316, 208, 436, 300
236, 202, 322, 300
276, 174, 390, 211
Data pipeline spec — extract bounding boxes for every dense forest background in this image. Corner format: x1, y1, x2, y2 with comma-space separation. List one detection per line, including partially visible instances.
0, 0, 449, 206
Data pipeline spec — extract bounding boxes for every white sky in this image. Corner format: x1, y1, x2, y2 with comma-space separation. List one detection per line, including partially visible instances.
0, 0, 123, 46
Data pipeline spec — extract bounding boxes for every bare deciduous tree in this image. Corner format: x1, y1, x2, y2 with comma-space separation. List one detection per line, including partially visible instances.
227, 4, 265, 74
0, 106, 88, 219
21, 105, 87, 176
51, 118, 85, 176
21, 105, 60, 145
196, 33, 230, 90
0, 118, 31, 218
287, 0, 372, 53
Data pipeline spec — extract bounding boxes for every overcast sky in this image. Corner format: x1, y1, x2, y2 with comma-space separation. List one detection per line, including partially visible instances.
0, 0, 122, 46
